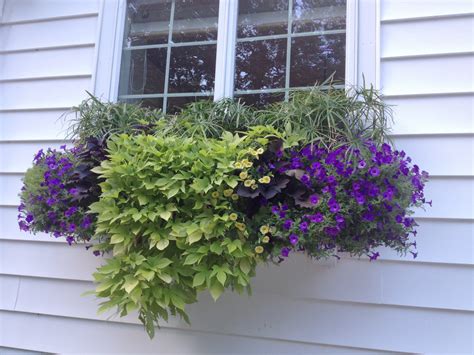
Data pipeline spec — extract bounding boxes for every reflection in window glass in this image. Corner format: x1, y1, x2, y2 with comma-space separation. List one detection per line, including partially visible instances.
238, 0, 289, 38
290, 34, 345, 87
168, 45, 217, 93
235, 39, 287, 91
167, 97, 210, 114
235, 93, 285, 107
234, 0, 346, 108
173, 0, 219, 42
292, 0, 346, 33
126, 0, 172, 46
119, 0, 218, 113
120, 48, 167, 96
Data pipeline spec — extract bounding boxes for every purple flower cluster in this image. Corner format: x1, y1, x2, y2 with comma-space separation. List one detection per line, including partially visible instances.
261, 141, 430, 260
18, 146, 96, 249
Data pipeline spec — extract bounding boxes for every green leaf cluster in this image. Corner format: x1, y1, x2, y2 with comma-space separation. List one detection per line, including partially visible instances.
89, 133, 259, 337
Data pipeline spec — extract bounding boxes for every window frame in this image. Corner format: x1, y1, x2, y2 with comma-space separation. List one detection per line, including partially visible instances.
93, 0, 380, 105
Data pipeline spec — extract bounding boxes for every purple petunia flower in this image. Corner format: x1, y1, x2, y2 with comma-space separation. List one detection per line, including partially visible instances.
358, 160, 367, 169
281, 247, 290, 257
66, 236, 75, 245
289, 233, 299, 245
25, 214, 34, 223
69, 188, 79, 196
328, 199, 340, 213
68, 224, 76, 233
309, 194, 319, 205
299, 222, 309, 233
65, 206, 78, 217
283, 219, 293, 230
369, 252, 380, 261
301, 174, 310, 184
309, 213, 324, 223
93, 250, 101, 256
369, 166, 380, 177
46, 198, 56, 206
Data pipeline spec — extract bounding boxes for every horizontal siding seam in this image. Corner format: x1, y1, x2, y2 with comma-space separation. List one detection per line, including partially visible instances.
0, 74, 92, 83
0, 139, 72, 144
0, 12, 98, 26
0, 310, 408, 354
382, 91, 474, 99
0, 43, 95, 55
0, 106, 72, 113
381, 51, 474, 62
381, 12, 474, 24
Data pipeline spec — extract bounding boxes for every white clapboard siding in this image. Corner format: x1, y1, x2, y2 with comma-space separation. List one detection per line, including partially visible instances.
0, 109, 71, 141
381, 16, 474, 58
0, 45, 95, 81
1, 0, 473, 353
381, 54, 474, 96
0, 16, 97, 52
381, 0, 474, 21
0, 77, 91, 111
0, 312, 388, 355
1, 242, 473, 314
387, 94, 474, 135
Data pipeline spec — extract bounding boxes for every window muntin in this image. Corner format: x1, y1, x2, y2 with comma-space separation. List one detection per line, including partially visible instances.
118, 0, 347, 112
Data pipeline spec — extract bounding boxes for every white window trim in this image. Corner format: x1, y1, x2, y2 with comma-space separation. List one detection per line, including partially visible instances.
92, 0, 380, 103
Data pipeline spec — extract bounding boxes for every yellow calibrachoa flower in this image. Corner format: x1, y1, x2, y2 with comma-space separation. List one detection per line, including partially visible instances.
224, 189, 233, 197
254, 246, 264, 254
229, 213, 238, 221
234, 162, 243, 169
262, 236, 270, 243
270, 226, 277, 234
211, 191, 220, 199
251, 184, 258, 190
239, 171, 248, 180
258, 176, 271, 184
244, 179, 253, 187
259, 225, 270, 234
242, 159, 253, 168
256, 148, 264, 154
231, 194, 239, 201
235, 222, 246, 231
249, 148, 258, 156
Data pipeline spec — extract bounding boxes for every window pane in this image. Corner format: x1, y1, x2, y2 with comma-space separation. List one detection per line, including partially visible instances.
235, 39, 287, 91
167, 96, 211, 114
290, 34, 345, 87
292, 0, 346, 33
173, 0, 219, 42
119, 48, 167, 95
123, 98, 164, 110
238, 0, 289, 38
168, 44, 216, 93
235, 92, 285, 107
125, 0, 172, 46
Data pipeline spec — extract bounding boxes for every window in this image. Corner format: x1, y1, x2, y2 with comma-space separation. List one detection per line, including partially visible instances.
94, 0, 376, 110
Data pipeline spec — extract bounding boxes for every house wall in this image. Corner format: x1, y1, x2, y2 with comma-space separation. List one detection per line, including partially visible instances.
1, 0, 473, 353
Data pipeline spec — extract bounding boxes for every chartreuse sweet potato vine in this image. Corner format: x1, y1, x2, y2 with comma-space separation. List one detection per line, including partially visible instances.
89, 131, 276, 337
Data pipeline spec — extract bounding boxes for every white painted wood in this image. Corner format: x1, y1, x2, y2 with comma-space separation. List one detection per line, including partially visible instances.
1, 285, 473, 353
391, 135, 474, 176
0, 275, 19, 310
381, 16, 474, 58
0, 109, 70, 141
0, 142, 66, 173
381, 0, 474, 21
0, 16, 98, 52
0, 46, 95, 81
387, 94, 474, 135
381, 55, 474, 96
0, 77, 91, 110
1, 0, 99, 24
1, 241, 473, 313
0, 312, 388, 355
